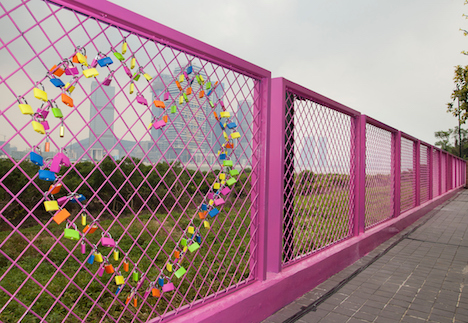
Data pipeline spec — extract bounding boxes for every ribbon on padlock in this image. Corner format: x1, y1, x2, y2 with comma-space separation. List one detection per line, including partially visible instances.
101, 232, 115, 248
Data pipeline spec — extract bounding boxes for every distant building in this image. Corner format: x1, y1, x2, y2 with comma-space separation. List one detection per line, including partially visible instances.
299, 136, 328, 171
88, 81, 116, 161
234, 100, 252, 166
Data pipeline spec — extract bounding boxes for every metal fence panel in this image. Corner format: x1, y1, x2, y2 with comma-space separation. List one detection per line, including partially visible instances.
420, 145, 430, 204
400, 137, 416, 213
0, 0, 267, 322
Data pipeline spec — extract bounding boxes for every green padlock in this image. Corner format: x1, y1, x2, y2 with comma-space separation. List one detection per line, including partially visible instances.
64, 223, 80, 240
132, 270, 139, 282
133, 71, 141, 81
113, 51, 124, 61
52, 107, 63, 118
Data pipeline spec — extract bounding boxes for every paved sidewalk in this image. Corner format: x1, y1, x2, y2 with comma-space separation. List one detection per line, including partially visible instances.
263, 190, 468, 323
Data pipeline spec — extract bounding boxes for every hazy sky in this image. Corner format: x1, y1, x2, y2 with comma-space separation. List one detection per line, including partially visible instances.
108, 0, 467, 146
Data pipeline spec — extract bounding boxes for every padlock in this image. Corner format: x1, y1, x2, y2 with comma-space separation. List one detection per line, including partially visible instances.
30, 148, 43, 166
213, 182, 220, 190
214, 198, 225, 206
101, 232, 115, 248
33, 84, 48, 102
83, 68, 99, 78
206, 81, 211, 90
186, 65, 193, 74
38, 169, 56, 181
51, 106, 63, 118
213, 111, 219, 121
50, 153, 64, 173
188, 226, 194, 234
179, 96, 183, 105
162, 115, 168, 123
132, 270, 139, 282
196, 234, 202, 243
143, 73, 152, 81
53, 208, 70, 224
186, 87, 192, 95
65, 64, 79, 75
76, 51, 88, 66
175, 80, 182, 91
181, 238, 187, 247
105, 263, 114, 274
59, 121, 65, 138
199, 90, 205, 98
207, 89, 213, 97
123, 64, 132, 77
49, 182, 62, 195
115, 273, 125, 285
162, 282, 174, 292
44, 200, 59, 212
102, 71, 113, 86
198, 211, 207, 219
81, 241, 86, 254
152, 288, 160, 297
179, 74, 184, 83
208, 208, 219, 217
123, 260, 129, 272
70, 194, 85, 203
158, 277, 164, 287
64, 223, 80, 240
204, 220, 210, 229
97, 56, 113, 67
87, 253, 95, 264
61, 93, 74, 107
98, 266, 105, 277
50, 64, 65, 77
133, 71, 141, 81
226, 178, 237, 186
183, 93, 188, 102
188, 242, 200, 253
174, 250, 180, 258
227, 122, 237, 129
133, 296, 137, 307
49, 77, 65, 88
130, 56, 136, 69
196, 75, 202, 85
40, 120, 49, 132
171, 106, 177, 114
64, 82, 75, 94
112, 50, 124, 61
81, 214, 86, 226
153, 100, 165, 108
113, 249, 119, 261
166, 263, 172, 272
94, 252, 103, 263
17, 96, 33, 115
129, 82, 134, 94
231, 132, 241, 139
174, 266, 186, 279
57, 196, 68, 206
136, 94, 147, 106
83, 222, 98, 234
164, 92, 170, 101
221, 187, 231, 196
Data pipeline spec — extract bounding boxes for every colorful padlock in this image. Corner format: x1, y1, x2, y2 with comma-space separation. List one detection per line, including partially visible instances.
61, 93, 73, 107
136, 93, 147, 106
30, 148, 43, 166
17, 96, 33, 115
31, 119, 45, 134
115, 272, 125, 285
104, 262, 114, 274
101, 232, 115, 248
38, 169, 56, 181
44, 200, 59, 212
102, 71, 114, 86
50, 64, 65, 77
49, 182, 62, 195
53, 208, 70, 224
64, 223, 80, 240
123, 64, 132, 77
83, 68, 99, 78
49, 77, 65, 88
83, 222, 98, 234
64, 60, 79, 75
97, 56, 113, 67
33, 83, 48, 102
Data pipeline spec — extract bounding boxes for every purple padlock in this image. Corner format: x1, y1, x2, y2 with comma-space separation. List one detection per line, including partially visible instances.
57, 196, 68, 207
136, 94, 147, 106
90, 55, 99, 68
162, 282, 175, 292
41, 120, 49, 131
123, 64, 132, 78
214, 198, 225, 206
101, 232, 115, 248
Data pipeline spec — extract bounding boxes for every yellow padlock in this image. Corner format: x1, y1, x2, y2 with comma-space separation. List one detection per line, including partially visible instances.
204, 221, 210, 229
94, 252, 103, 263
64, 82, 75, 94
83, 68, 99, 78
143, 73, 152, 81
188, 226, 195, 234
115, 274, 125, 285
231, 132, 241, 139
214, 183, 220, 190
122, 40, 127, 55
179, 74, 184, 83
129, 82, 134, 94
17, 96, 33, 115
33, 87, 48, 102
76, 52, 88, 66
219, 173, 226, 180
44, 200, 59, 212
220, 111, 231, 119
81, 214, 86, 226
113, 249, 119, 261
31, 121, 45, 134
166, 263, 172, 272
179, 96, 183, 105
130, 56, 136, 69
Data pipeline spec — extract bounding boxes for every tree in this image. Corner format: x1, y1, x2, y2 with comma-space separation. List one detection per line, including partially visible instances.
447, 66, 468, 124
434, 129, 454, 151
434, 126, 468, 159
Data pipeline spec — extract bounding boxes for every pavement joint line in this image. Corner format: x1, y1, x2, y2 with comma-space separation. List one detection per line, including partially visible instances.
280, 192, 462, 323
405, 238, 468, 248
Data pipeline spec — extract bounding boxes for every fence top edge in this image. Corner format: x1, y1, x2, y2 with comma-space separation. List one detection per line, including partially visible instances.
47, 0, 271, 79
275, 77, 361, 118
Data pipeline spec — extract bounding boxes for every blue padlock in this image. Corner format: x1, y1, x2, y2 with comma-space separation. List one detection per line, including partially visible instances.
186, 66, 193, 74
30, 151, 43, 166
219, 122, 225, 130
219, 153, 226, 160
201, 203, 207, 211
49, 78, 65, 88
38, 169, 56, 181
158, 277, 164, 287
207, 89, 212, 96
97, 57, 113, 67
208, 208, 219, 217
227, 122, 237, 129
196, 235, 201, 243
87, 253, 95, 265
71, 194, 86, 203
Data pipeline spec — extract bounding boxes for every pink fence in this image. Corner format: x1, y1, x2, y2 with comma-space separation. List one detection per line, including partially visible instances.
0, 1, 466, 323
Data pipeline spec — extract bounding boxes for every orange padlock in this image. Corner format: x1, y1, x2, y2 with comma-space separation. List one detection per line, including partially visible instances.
72, 54, 87, 64
163, 115, 168, 123
123, 260, 129, 272
61, 93, 74, 107
50, 64, 65, 77
105, 263, 114, 274
53, 208, 70, 225
83, 223, 98, 234
174, 250, 180, 259
49, 183, 62, 195
226, 143, 234, 149
199, 90, 205, 98
133, 296, 137, 307
198, 211, 207, 219
186, 87, 192, 95
213, 111, 219, 121
152, 288, 160, 297
175, 80, 182, 91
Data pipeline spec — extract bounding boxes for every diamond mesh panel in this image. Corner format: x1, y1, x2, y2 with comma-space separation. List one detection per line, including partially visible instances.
282, 91, 354, 265
432, 150, 440, 197
400, 137, 416, 213
0, 1, 261, 322
364, 123, 393, 229
420, 145, 430, 204
441, 153, 447, 193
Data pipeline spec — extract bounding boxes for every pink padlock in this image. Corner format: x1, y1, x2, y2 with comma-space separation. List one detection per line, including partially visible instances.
65, 66, 79, 75
36, 108, 49, 119
164, 92, 170, 101
57, 196, 68, 207
41, 120, 49, 131
136, 94, 147, 106
123, 64, 132, 78
214, 198, 225, 206
98, 266, 105, 277
153, 119, 166, 130
220, 187, 231, 196
101, 232, 115, 248
50, 153, 63, 173
102, 71, 113, 86
81, 241, 86, 254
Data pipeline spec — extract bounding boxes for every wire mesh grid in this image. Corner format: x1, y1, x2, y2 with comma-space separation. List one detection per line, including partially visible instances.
420, 145, 430, 204
441, 153, 447, 193
400, 137, 416, 213
363, 123, 394, 229
432, 150, 440, 197
282, 91, 354, 265
0, 1, 261, 322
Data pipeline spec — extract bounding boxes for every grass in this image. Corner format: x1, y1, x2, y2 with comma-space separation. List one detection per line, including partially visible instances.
0, 205, 252, 323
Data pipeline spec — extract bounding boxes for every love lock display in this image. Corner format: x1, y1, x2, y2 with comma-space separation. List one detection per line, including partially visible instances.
17, 96, 33, 115
64, 59, 79, 75
83, 221, 99, 234
64, 223, 80, 240
101, 232, 115, 248
61, 92, 74, 107
33, 82, 48, 102
30, 146, 43, 166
